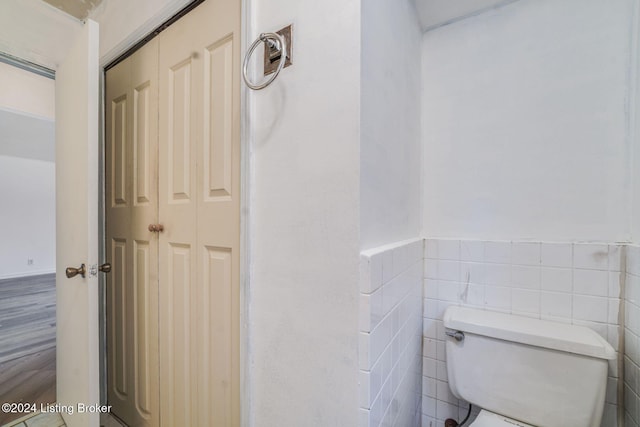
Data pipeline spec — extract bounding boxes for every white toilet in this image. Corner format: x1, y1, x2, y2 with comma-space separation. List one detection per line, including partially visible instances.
443, 306, 616, 427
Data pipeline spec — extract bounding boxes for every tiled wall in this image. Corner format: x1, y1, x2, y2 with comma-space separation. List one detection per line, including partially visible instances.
626, 245, 640, 426
422, 239, 622, 427
359, 239, 423, 427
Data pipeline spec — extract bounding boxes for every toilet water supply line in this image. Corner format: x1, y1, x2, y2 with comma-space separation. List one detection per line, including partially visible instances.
444, 404, 472, 427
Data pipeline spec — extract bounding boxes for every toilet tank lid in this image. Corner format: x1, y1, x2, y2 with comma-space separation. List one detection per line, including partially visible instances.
443, 306, 616, 360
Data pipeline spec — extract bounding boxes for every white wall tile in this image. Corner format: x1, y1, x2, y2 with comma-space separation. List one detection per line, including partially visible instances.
609, 272, 622, 298
370, 288, 384, 329
628, 274, 640, 306
512, 242, 540, 266
409, 240, 423, 264
436, 400, 457, 421
541, 243, 572, 268
574, 269, 609, 297
436, 360, 448, 381
460, 262, 485, 285
460, 240, 484, 262
359, 370, 371, 409
573, 243, 609, 271
609, 245, 623, 272
511, 265, 540, 290
424, 279, 438, 299
573, 294, 608, 323
424, 259, 438, 279
437, 240, 460, 260
607, 377, 618, 405
437, 281, 460, 302
360, 332, 371, 370
422, 396, 436, 416
601, 403, 618, 427
484, 263, 511, 286
393, 246, 408, 277
609, 325, 620, 350
359, 239, 423, 426
541, 291, 572, 319
422, 415, 436, 427
437, 260, 459, 282
484, 241, 511, 264
382, 249, 395, 283
358, 407, 369, 427
423, 377, 436, 398
628, 246, 640, 276
541, 267, 572, 293
423, 357, 437, 378
484, 285, 511, 311
629, 303, 640, 336
437, 301, 456, 320
609, 299, 620, 325
360, 294, 372, 332
370, 254, 384, 291
512, 288, 540, 314
422, 319, 438, 340
627, 332, 638, 365
424, 298, 438, 320
425, 239, 438, 259
436, 380, 457, 405
460, 283, 484, 307
436, 341, 446, 362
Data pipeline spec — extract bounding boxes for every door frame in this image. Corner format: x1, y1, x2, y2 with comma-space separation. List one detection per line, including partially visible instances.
99, 1, 252, 425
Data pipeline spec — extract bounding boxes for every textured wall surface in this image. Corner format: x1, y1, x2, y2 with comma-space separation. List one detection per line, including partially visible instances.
422, 0, 635, 242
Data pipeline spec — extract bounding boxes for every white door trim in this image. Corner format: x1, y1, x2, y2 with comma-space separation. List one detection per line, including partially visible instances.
239, 1, 252, 426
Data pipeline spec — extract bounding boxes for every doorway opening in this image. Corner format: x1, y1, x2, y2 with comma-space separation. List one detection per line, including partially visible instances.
0, 58, 57, 427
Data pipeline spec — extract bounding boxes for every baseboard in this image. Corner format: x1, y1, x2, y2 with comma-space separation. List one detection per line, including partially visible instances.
0, 269, 55, 280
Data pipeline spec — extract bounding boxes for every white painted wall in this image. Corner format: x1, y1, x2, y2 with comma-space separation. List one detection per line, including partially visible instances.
632, 3, 640, 243
0, 63, 56, 279
248, 0, 361, 425
415, 0, 518, 31
0, 155, 56, 279
360, 0, 422, 251
422, 0, 634, 242
0, 62, 55, 119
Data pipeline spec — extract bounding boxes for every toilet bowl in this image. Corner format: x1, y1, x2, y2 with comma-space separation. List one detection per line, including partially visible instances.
469, 410, 535, 427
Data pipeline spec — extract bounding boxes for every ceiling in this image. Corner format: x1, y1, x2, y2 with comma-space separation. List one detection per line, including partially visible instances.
40, 0, 102, 20
415, 0, 518, 30
39, 0, 515, 30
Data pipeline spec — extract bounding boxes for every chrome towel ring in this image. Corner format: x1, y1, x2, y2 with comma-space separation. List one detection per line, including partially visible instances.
242, 32, 287, 90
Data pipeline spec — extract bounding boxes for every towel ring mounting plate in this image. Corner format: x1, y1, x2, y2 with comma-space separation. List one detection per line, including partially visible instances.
243, 29, 290, 90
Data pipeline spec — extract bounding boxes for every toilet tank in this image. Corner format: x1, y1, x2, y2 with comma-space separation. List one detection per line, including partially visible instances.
443, 306, 616, 427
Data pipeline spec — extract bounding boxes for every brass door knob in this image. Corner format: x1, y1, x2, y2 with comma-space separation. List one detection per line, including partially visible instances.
99, 263, 111, 273
66, 264, 86, 278
148, 224, 164, 232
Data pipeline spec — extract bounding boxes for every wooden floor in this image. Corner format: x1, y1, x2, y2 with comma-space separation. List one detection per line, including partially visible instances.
0, 274, 56, 426
0, 348, 56, 426
0, 274, 56, 364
